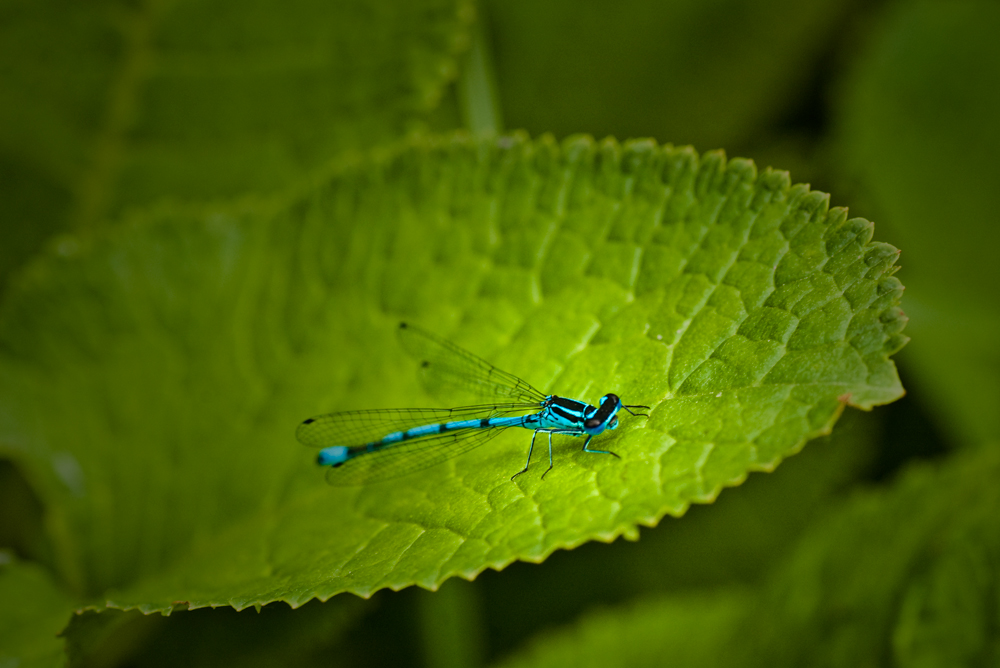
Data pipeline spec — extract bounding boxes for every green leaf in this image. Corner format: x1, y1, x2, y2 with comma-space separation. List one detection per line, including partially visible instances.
481, 407, 879, 643
739, 444, 1000, 667
61, 608, 162, 668
834, 0, 1000, 446
0, 556, 76, 668
496, 590, 751, 668
0, 0, 473, 286
0, 133, 905, 615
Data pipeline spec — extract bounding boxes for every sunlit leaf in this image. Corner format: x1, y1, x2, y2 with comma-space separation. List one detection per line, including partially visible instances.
0, 133, 905, 615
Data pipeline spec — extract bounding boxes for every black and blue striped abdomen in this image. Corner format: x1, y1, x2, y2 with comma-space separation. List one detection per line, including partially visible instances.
317, 415, 530, 467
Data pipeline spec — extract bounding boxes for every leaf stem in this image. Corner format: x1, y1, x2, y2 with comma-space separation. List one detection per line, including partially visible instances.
416, 578, 485, 668
458, 6, 504, 136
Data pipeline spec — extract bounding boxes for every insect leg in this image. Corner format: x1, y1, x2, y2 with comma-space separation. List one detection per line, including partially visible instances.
538, 429, 586, 480
540, 431, 555, 480
582, 434, 620, 459
511, 430, 539, 481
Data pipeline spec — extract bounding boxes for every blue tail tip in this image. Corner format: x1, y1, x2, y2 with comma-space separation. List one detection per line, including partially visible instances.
317, 446, 349, 466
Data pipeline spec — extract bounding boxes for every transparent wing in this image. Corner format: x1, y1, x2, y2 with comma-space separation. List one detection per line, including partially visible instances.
398, 322, 548, 404
296, 403, 541, 448
323, 427, 512, 486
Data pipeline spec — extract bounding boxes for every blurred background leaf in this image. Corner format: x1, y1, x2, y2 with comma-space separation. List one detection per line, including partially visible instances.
735, 442, 1000, 667
485, 0, 856, 154
831, 1, 1000, 448
0, 0, 474, 290
61, 595, 366, 668
497, 589, 751, 668
0, 556, 75, 668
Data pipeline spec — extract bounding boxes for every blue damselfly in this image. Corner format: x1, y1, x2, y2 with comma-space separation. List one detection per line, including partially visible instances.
297, 323, 648, 485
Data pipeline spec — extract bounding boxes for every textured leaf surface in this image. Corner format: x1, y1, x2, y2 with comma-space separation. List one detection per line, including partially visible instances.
0, 134, 906, 613
0, 557, 75, 667
482, 407, 878, 641
835, 1, 1000, 446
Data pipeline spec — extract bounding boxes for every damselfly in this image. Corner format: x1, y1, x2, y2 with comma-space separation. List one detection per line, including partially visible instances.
297, 323, 649, 485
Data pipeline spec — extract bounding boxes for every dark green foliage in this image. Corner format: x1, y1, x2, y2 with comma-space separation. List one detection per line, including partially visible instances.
1, 0, 991, 666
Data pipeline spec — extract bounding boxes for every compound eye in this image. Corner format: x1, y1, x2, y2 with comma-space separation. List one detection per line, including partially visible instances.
584, 417, 601, 429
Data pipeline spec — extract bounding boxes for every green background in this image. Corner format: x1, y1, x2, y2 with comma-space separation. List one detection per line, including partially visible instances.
1, 0, 997, 665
